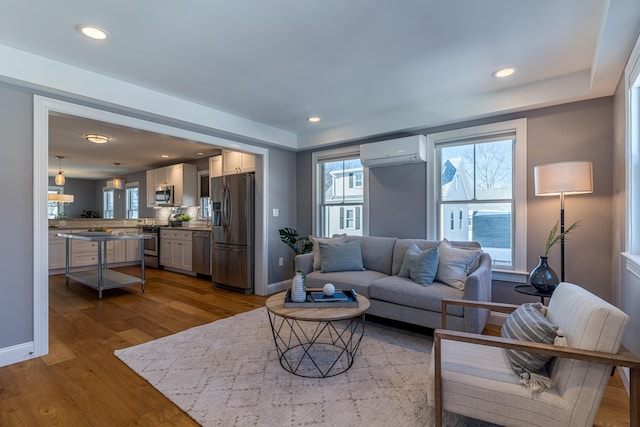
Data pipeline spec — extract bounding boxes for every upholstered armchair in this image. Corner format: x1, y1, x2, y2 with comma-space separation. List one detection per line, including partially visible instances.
428, 282, 640, 427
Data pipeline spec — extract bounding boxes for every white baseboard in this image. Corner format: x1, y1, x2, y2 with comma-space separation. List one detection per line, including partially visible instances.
0, 341, 37, 368
266, 280, 291, 295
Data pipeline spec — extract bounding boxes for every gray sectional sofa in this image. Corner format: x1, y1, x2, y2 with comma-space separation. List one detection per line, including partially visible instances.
294, 236, 492, 333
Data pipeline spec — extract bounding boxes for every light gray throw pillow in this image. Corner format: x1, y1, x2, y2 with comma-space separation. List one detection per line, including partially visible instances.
435, 238, 482, 290
310, 234, 347, 270
319, 240, 365, 273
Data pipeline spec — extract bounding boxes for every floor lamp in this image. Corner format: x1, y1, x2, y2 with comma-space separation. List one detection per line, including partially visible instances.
534, 161, 593, 281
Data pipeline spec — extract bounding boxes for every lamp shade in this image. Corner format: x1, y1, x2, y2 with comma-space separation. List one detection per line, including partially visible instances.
48, 194, 74, 203
534, 161, 593, 196
54, 172, 65, 185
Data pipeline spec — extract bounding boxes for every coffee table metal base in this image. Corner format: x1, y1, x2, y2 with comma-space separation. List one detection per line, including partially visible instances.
267, 311, 365, 378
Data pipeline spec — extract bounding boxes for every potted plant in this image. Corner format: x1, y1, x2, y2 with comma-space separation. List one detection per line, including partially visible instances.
530, 220, 580, 293
179, 214, 191, 227
278, 227, 313, 255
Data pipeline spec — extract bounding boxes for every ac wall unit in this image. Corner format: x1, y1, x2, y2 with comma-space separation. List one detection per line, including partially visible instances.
360, 135, 427, 168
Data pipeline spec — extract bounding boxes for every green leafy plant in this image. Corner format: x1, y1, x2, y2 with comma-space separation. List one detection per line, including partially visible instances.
179, 214, 191, 221
543, 220, 581, 257
279, 227, 313, 255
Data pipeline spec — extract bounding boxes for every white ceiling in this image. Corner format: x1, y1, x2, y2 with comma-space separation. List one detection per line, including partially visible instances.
0, 1, 639, 178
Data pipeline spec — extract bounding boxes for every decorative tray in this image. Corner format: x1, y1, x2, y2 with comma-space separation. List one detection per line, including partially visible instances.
284, 289, 359, 308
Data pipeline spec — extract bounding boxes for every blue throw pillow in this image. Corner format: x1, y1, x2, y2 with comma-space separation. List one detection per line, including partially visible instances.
399, 242, 439, 285
408, 246, 439, 285
319, 240, 365, 273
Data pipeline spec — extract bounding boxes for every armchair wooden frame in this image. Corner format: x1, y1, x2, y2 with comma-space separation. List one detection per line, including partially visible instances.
433, 298, 640, 427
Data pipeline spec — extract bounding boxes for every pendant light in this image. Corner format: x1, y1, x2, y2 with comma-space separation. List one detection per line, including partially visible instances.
112, 162, 124, 190
54, 155, 66, 185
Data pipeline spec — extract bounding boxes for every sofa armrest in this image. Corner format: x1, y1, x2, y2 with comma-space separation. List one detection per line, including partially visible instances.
294, 253, 314, 274
460, 252, 492, 333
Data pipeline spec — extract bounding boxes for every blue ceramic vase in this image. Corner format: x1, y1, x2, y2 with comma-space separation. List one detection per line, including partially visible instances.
529, 256, 559, 294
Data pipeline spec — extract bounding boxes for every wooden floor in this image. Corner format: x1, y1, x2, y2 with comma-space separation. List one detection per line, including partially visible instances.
0, 267, 630, 426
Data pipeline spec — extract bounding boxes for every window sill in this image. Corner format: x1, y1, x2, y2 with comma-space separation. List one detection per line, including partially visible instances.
622, 252, 640, 279
491, 269, 529, 284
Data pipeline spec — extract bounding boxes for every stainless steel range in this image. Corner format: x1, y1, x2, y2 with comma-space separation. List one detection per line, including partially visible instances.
142, 225, 160, 268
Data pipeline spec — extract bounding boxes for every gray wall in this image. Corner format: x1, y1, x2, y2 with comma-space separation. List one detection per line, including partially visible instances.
48, 176, 100, 218
296, 97, 615, 304
0, 84, 33, 347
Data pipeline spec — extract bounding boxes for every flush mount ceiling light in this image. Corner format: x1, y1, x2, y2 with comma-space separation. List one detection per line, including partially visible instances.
85, 133, 110, 144
54, 155, 66, 185
307, 116, 321, 123
161, 154, 170, 158
77, 25, 109, 40
492, 67, 517, 78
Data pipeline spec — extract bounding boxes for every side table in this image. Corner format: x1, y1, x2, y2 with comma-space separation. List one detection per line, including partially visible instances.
514, 284, 554, 305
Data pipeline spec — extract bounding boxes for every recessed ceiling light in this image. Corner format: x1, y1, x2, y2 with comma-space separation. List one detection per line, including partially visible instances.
307, 116, 321, 123
77, 25, 109, 40
161, 154, 170, 158
492, 67, 516, 78
196, 152, 205, 156
85, 133, 109, 144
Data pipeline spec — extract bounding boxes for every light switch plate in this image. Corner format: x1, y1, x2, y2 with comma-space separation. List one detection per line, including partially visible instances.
272, 208, 279, 217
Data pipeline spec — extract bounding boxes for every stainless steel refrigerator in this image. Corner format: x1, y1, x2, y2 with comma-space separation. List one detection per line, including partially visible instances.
210, 173, 255, 293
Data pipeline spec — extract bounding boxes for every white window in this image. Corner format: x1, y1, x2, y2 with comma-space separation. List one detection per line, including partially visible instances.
427, 119, 527, 281
313, 147, 366, 237
103, 189, 114, 219
627, 35, 640, 256
125, 182, 139, 219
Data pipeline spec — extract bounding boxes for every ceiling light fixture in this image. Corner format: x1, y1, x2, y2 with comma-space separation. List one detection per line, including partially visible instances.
54, 155, 66, 185
492, 67, 516, 78
77, 25, 109, 40
307, 116, 321, 123
112, 163, 124, 190
161, 154, 170, 158
85, 134, 110, 144
48, 193, 74, 204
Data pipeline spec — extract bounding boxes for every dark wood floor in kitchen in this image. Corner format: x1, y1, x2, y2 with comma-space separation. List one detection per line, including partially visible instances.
0, 267, 630, 426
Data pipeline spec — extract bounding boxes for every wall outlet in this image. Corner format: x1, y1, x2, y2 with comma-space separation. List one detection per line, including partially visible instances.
272, 208, 279, 217
278, 257, 283, 266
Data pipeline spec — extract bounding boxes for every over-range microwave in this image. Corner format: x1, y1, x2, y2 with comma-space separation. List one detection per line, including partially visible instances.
155, 185, 174, 206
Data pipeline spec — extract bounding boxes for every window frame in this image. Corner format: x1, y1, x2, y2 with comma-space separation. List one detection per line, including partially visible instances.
103, 188, 115, 219
312, 146, 368, 237
426, 119, 528, 282
125, 181, 139, 219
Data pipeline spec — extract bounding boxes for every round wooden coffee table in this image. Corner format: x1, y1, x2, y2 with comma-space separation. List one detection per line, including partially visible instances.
265, 291, 370, 378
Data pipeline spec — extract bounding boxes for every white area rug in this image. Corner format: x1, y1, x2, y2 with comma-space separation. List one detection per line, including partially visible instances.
115, 308, 496, 426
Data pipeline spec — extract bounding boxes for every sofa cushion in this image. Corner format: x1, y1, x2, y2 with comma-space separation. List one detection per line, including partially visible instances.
369, 277, 464, 316
305, 270, 387, 298
346, 236, 397, 275
310, 234, 347, 270
436, 239, 482, 290
398, 242, 421, 277
319, 240, 365, 273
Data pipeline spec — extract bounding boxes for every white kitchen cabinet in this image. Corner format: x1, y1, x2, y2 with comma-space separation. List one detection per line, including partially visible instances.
125, 229, 141, 262
209, 155, 222, 178
146, 163, 198, 207
49, 229, 70, 270
222, 150, 255, 175
146, 169, 158, 208
160, 229, 192, 271
108, 229, 127, 263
